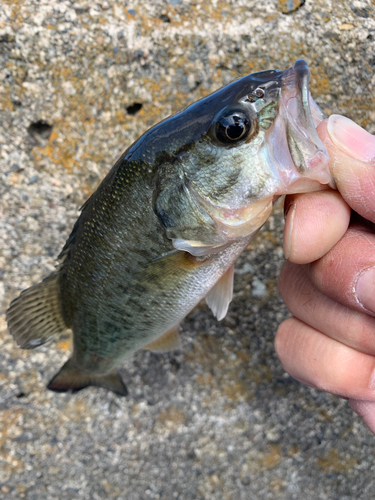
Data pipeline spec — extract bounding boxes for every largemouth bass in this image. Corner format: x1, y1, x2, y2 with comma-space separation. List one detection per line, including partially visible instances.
7, 60, 333, 396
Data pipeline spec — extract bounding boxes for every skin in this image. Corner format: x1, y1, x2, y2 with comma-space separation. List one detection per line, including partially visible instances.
276, 116, 375, 435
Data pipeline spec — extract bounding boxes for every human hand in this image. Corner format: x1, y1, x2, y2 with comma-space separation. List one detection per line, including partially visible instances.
276, 114, 375, 434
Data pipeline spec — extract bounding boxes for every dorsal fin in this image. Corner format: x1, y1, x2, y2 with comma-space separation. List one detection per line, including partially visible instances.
205, 264, 234, 321
143, 326, 181, 352
6, 272, 67, 349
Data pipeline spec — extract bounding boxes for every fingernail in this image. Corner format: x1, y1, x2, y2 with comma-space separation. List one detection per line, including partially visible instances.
283, 202, 296, 260
327, 114, 375, 162
355, 266, 375, 314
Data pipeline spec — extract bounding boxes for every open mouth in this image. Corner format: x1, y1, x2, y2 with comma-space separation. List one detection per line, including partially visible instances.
293, 59, 326, 159
280, 59, 333, 187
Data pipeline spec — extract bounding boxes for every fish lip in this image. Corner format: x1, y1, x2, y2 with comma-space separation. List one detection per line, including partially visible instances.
292, 59, 325, 153
281, 59, 310, 94
293, 58, 310, 89
280, 59, 331, 185
281, 59, 318, 139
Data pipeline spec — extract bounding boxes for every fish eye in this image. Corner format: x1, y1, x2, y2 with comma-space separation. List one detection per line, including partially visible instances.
214, 109, 252, 144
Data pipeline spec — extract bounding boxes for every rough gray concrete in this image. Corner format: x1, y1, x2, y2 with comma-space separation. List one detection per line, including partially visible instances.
1, 0, 375, 498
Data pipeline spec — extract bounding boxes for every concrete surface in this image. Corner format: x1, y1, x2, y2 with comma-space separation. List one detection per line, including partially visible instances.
1, 0, 375, 498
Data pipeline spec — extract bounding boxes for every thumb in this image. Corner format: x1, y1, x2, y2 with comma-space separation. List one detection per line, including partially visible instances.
317, 115, 375, 223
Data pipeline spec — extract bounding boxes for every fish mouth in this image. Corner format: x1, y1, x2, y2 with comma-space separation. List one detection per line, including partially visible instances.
280, 59, 333, 188
291, 59, 325, 157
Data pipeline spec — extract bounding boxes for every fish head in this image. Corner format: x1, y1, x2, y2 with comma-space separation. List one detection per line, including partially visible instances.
135, 60, 333, 254
175, 59, 333, 242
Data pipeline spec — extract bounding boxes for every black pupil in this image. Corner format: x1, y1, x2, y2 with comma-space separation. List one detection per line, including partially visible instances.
215, 110, 250, 144
226, 119, 245, 139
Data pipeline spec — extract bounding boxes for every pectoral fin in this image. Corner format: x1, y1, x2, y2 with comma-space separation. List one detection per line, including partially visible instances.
47, 358, 128, 396
143, 326, 181, 352
172, 238, 230, 256
205, 265, 234, 321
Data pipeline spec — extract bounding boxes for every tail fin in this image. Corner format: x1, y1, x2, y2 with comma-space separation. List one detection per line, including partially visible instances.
47, 358, 128, 396
6, 272, 67, 349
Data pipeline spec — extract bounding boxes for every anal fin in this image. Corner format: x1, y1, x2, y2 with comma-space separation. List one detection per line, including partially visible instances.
47, 358, 128, 396
205, 264, 234, 321
143, 326, 181, 352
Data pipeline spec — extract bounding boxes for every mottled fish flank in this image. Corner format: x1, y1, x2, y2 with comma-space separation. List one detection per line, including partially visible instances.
7, 60, 333, 395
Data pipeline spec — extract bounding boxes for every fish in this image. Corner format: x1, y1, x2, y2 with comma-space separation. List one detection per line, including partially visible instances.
6, 59, 334, 396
